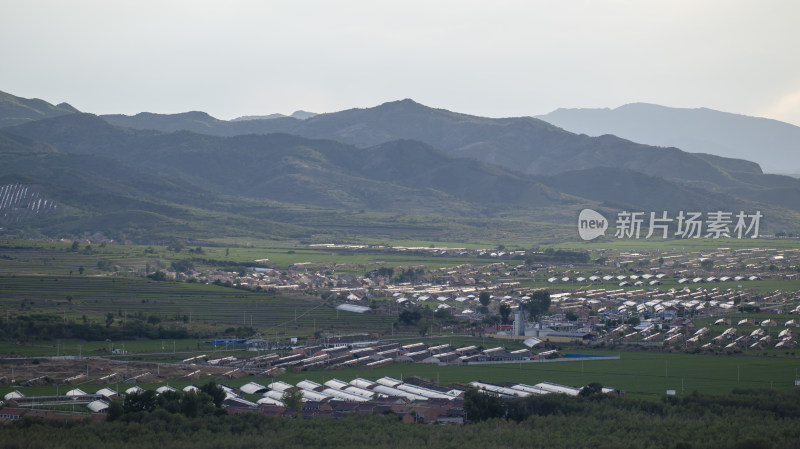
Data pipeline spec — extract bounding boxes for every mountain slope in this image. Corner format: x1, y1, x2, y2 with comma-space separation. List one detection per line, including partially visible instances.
8, 113, 800, 228
4, 95, 800, 240
4, 114, 572, 215
537, 103, 800, 175
101, 99, 761, 189
0, 90, 79, 128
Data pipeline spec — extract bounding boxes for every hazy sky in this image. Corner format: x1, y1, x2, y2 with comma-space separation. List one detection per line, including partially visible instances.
2, 1, 799, 125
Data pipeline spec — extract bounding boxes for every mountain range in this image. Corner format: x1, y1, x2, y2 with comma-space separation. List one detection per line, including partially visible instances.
1, 90, 799, 242
537, 103, 800, 176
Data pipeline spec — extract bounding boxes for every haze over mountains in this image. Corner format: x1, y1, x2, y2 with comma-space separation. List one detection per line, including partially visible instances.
1, 89, 799, 242
537, 103, 800, 176
231, 111, 317, 121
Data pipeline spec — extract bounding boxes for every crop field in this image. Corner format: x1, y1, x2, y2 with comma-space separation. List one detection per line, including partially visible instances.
0, 275, 398, 337
0, 239, 497, 277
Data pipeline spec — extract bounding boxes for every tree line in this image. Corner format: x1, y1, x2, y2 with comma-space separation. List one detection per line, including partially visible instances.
0, 313, 194, 342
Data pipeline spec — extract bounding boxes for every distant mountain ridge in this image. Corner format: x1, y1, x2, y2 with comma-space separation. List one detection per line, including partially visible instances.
536, 103, 800, 175
5, 112, 800, 233
232, 110, 317, 121
3, 89, 800, 241
0, 90, 79, 128
2, 114, 572, 214
100, 98, 764, 189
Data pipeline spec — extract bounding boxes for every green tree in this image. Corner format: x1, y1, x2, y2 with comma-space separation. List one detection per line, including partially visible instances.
434, 307, 451, 320
281, 389, 303, 411
399, 307, 422, 325
499, 303, 512, 324
123, 390, 159, 413
479, 291, 491, 307
199, 381, 226, 408
167, 238, 185, 253
625, 316, 640, 326
148, 271, 167, 281
464, 388, 504, 422
526, 290, 551, 321
418, 318, 430, 336
171, 259, 194, 273
700, 259, 714, 271
579, 382, 604, 397
106, 400, 124, 421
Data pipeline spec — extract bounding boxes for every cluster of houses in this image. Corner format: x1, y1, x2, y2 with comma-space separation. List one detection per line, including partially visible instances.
146, 245, 799, 321
607, 315, 799, 351
308, 243, 527, 259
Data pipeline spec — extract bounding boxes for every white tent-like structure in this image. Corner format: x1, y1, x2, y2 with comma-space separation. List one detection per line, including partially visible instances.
239, 382, 267, 395
125, 386, 144, 395
4, 390, 25, 401
87, 400, 110, 413
95, 388, 118, 399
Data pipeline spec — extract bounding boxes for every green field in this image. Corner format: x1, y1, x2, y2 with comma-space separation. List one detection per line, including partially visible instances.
277, 350, 800, 398
0, 275, 402, 339
3, 349, 799, 401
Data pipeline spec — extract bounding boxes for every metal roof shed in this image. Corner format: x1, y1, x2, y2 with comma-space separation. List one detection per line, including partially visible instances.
349, 378, 376, 389
372, 385, 427, 401
267, 381, 294, 392
86, 400, 109, 413
240, 382, 267, 395
324, 379, 351, 390
376, 377, 403, 388
322, 388, 370, 402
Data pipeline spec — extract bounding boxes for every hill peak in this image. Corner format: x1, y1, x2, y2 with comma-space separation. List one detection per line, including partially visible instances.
376, 98, 427, 110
